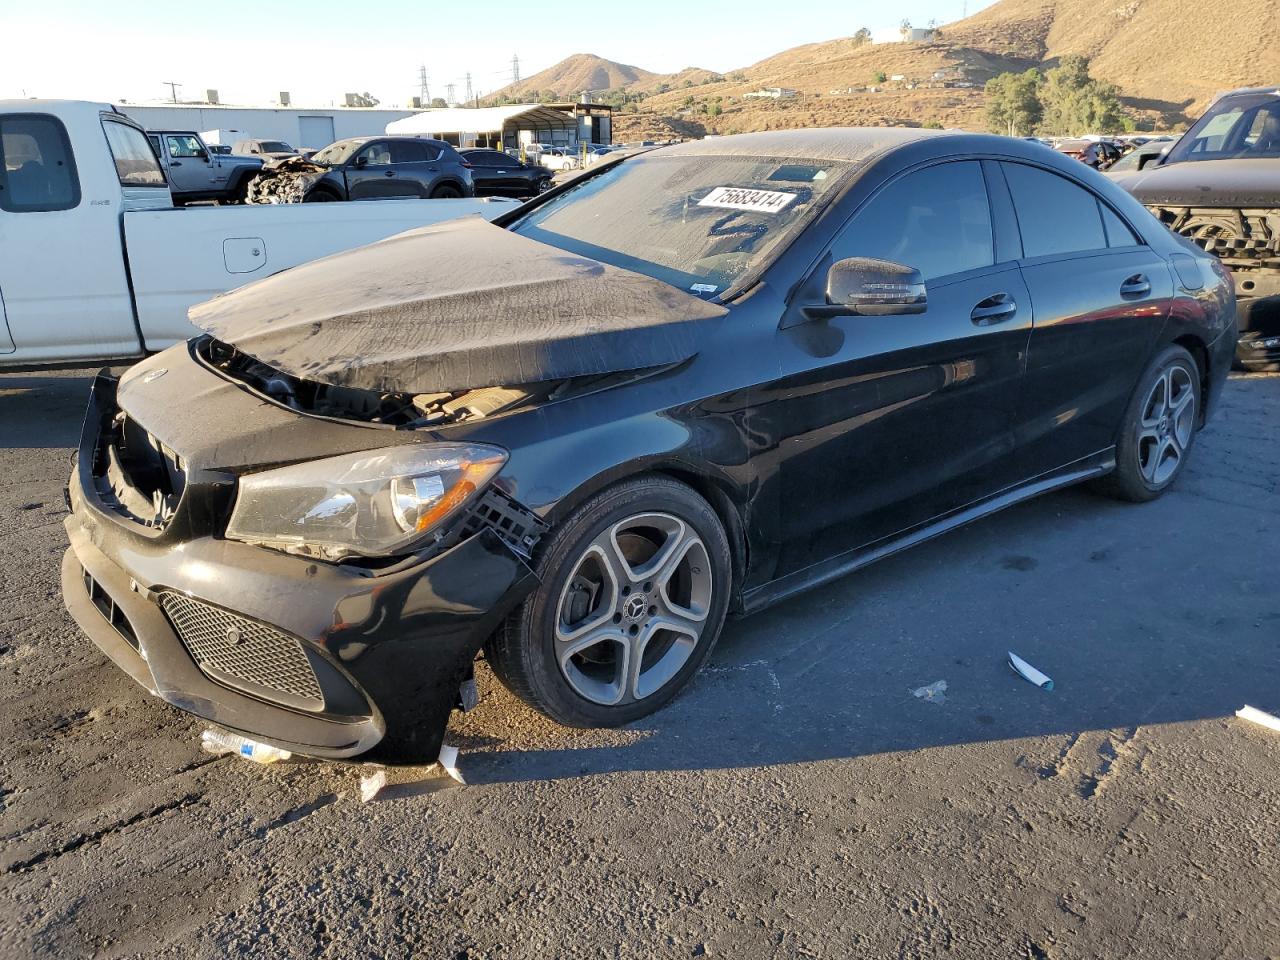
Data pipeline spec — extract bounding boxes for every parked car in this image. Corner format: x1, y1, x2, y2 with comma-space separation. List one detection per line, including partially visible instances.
145, 130, 262, 204
537, 147, 580, 171
302, 136, 475, 201
1106, 141, 1169, 174
61, 129, 1234, 762
0, 101, 514, 369
460, 148, 553, 197
1055, 138, 1122, 169
231, 138, 299, 160
584, 145, 623, 166
1110, 87, 1280, 370
208, 144, 232, 155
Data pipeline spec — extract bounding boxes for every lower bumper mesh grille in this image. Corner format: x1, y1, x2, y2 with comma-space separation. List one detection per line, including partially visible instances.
159, 592, 324, 710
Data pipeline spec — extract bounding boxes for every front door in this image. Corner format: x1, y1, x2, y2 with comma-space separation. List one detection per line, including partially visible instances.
994, 160, 1173, 471
164, 133, 221, 195
758, 160, 1031, 577
344, 141, 396, 199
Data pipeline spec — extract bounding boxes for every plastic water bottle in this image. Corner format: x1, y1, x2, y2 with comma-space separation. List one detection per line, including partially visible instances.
200, 728, 292, 764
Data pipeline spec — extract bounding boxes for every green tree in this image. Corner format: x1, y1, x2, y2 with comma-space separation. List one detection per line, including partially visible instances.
853, 27, 871, 44
984, 68, 1043, 136
1038, 55, 1125, 134
430, 97, 448, 109
872, 71, 888, 84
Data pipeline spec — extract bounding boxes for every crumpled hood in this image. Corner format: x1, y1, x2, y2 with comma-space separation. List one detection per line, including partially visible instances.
189, 216, 727, 393
1115, 158, 1280, 207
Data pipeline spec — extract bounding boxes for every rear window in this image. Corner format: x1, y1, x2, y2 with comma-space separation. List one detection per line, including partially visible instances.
0, 113, 81, 212
102, 119, 166, 188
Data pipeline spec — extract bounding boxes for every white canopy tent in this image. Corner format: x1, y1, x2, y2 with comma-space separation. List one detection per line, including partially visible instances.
385, 104, 578, 151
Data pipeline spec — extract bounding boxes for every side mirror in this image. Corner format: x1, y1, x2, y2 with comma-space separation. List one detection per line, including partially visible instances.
196, 149, 209, 161
353, 156, 368, 168
807, 257, 927, 319
1136, 152, 1162, 170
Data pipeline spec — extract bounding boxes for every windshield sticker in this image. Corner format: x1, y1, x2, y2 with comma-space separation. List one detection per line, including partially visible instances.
698, 186, 797, 214
690, 283, 719, 294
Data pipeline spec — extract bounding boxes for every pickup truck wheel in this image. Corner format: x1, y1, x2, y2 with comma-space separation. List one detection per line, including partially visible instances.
430, 184, 463, 199
487, 476, 732, 727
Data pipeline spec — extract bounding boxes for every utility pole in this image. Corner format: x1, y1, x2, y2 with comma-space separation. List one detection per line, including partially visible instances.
418, 65, 430, 104
163, 81, 181, 103
511, 54, 520, 86
445, 83, 456, 106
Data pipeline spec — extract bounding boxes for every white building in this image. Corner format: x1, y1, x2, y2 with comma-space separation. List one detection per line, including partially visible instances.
743, 88, 798, 100
871, 26, 938, 44
117, 103, 418, 151
386, 103, 609, 151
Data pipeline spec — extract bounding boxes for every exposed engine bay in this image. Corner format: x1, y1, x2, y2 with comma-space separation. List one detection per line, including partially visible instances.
200, 338, 656, 428
1148, 205, 1280, 298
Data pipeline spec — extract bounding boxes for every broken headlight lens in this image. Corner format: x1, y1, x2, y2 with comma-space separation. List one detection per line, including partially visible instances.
225, 443, 507, 561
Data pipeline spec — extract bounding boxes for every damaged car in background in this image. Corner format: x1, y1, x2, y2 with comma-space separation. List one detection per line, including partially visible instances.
62, 130, 1235, 762
245, 135, 475, 204
1111, 86, 1280, 371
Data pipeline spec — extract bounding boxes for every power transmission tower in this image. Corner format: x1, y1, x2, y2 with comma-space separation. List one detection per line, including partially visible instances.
445, 83, 456, 106
418, 65, 430, 103
464, 72, 473, 104
163, 81, 181, 103
511, 54, 520, 85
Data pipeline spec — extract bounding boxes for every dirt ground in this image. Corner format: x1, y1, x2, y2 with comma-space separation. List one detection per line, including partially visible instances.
1, 368, 1277, 959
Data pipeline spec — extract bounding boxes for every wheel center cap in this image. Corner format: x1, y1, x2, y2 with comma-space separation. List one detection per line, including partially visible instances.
624, 594, 647, 622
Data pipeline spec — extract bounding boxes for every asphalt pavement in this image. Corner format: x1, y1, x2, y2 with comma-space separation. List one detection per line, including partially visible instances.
1, 368, 1277, 958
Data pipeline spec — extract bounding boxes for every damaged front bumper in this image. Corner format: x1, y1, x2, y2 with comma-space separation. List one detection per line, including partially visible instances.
62, 374, 538, 761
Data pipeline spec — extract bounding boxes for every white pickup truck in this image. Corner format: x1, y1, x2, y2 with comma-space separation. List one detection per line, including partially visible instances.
0, 100, 517, 369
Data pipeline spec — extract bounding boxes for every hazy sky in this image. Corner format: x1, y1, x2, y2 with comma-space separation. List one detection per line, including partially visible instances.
4, 0, 997, 108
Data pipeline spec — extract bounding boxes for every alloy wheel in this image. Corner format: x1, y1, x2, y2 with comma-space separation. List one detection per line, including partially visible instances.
1137, 364, 1196, 486
553, 513, 713, 706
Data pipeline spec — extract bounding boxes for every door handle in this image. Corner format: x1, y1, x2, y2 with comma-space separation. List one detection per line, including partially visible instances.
1120, 274, 1151, 298
970, 293, 1017, 326
170, 160, 182, 166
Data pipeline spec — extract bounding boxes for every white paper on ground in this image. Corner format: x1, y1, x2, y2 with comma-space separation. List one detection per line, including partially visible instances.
1008, 651, 1054, 690
359, 768, 387, 803
1236, 705, 1280, 732
438, 744, 466, 785
911, 680, 948, 703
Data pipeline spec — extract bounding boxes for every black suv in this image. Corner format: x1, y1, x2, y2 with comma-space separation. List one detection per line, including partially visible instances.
304, 137, 475, 201
460, 149, 553, 198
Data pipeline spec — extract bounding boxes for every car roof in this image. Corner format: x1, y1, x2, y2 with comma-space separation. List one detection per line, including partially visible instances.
656, 127, 951, 163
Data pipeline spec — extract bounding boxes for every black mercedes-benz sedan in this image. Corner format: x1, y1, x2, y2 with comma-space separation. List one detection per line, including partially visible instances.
61, 129, 1236, 761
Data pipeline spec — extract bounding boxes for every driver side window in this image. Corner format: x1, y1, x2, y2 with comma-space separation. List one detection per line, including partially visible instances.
356, 142, 392, 165
831, 161, 994, 282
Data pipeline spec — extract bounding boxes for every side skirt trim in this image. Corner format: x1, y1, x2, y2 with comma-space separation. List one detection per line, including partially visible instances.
740, 448, 1116, 615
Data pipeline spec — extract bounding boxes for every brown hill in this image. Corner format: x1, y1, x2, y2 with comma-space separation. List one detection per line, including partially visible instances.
491, 53, 657, 100
604, 0, 1278, 138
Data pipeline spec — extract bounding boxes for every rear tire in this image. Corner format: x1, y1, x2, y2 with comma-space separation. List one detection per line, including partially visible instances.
487, 476, 732, 727
1093, 344, 1201, 502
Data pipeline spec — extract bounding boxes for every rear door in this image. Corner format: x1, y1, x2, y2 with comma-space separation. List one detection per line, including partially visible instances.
466, 150, 501, 193
762, 160, 1032, 573
386, 140, 434, 197
995, 160, 1172, 472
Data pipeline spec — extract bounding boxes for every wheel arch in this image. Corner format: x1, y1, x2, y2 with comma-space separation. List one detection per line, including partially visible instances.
1171, 332, 1210, 425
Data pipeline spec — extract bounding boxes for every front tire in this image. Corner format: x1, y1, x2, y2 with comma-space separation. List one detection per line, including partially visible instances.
1094, 344, 1201, 502
487, 476, 732, 727
430, 183, 463, 199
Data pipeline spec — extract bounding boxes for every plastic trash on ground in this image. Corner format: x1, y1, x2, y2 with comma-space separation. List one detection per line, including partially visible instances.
438, 743, 466, 785
1008, 651, 1054, 691
200, 728, 292, 764
1236, 705, 1280, 732
358, 742, 465, 802
359, 769, 388, 802
911, 680, 948, 703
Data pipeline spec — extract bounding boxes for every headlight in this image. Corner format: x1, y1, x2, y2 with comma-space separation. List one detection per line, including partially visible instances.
225, 443, 507, 561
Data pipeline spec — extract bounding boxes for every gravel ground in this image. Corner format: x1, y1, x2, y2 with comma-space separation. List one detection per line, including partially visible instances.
1, 368, 1277, 959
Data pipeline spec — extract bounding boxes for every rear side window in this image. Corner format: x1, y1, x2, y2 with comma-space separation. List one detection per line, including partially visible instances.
1002, 163, 1107, 257
102, 120, 166, 187
389, 141, 438, 164
0, 114, 81, 212
1099, 203, 1139, 247
834, 160, 994, 281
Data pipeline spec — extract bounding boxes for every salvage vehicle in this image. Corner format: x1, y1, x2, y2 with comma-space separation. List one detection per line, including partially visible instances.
231, 138, 298, 160
460, 149, 553, 198
1110, 87, 1280, 371
61, 128, 1235, 763
145, 129, 262, 204
0, 100, 514, 368
301, 137, 475, 202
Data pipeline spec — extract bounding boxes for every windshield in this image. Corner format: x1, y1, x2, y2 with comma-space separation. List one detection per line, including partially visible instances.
509, 153, 850, 297
1166, 92, 1280, 163
259, 141, 293, 153
310, 140, 360, 165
